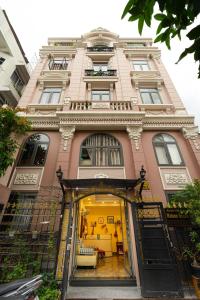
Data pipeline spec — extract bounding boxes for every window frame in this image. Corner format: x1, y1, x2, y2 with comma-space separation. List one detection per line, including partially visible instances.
0, 94, 6, 106
2, 192, 37, 231
91, 90, 110, 101
140, 88, 162, 104
127, 42, 145, 48
153, 133, 184, 166
39, 87, 62, 104
132, 60, 149, 71
18, 133, 50, 167
79, 133, 124, 167
0, 57, 5, 65
93, 62, 108, 72
10, 69, 25, 94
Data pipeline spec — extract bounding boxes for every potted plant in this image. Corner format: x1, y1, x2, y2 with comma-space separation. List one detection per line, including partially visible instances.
170, 179, 200, 277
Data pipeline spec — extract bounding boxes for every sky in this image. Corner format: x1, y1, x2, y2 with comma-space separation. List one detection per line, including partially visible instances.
1, 0, 200, 127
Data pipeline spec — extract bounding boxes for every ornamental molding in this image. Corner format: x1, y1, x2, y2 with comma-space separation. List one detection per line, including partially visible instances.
182, 126, 200, 151
27, 113, 195, 130
59, 126, 75, 150
126, 126, 143, 150
31, 119, 59, 129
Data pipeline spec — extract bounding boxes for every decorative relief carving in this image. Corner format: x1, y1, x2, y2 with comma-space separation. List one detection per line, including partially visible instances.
63, 97, 71, 105
94, 173, 109, 178
92, 102, 110, 109
127, 126, 143, 150
182, 127, 200, 151
14, 174, 38, 185
159, 167, 192, 190
60, 126, 75, 150
164, 173, 188, 185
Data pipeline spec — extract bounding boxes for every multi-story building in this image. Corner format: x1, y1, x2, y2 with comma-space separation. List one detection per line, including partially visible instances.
0, 28, 200, 299
0, 8, 30, 107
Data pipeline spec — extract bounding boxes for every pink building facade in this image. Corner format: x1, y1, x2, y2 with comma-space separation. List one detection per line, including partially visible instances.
1, 28, 200, 298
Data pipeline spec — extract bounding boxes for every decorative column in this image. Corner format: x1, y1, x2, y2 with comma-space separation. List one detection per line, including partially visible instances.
182, 126, 200, 167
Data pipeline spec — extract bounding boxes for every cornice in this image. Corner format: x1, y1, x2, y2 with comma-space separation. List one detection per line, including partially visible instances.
37, 70, 71, 89
39, 47, 76, 58
124, 48, 161, 58
143, 115, 194, 129
27, 112, 195, 131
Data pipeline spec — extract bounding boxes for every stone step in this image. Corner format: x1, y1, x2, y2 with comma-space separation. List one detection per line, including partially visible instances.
66, 285, 197, 300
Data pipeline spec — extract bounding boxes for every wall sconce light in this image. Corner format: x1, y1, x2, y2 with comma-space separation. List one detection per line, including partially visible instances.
56, 166, 63, 181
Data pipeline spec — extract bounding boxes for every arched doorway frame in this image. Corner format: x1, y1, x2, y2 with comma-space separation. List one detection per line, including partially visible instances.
59, 178, 143, 300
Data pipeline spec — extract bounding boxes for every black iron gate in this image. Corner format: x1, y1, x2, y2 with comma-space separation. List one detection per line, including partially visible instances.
132, 202, 183, 297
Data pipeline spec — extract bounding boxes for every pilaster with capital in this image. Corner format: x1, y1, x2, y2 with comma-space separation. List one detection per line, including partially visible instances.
127, 126, 143, 151
59, 126, 75, 151
55, 126, 76, 181
182, 126, 200, 167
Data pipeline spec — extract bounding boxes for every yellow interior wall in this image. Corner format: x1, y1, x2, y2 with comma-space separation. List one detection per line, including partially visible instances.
78, 202, 128, 253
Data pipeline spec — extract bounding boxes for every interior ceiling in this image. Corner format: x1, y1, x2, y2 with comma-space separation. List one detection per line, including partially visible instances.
82, 194, 123, 207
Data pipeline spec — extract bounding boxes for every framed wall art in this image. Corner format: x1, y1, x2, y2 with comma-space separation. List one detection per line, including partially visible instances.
107, 216, 114, 224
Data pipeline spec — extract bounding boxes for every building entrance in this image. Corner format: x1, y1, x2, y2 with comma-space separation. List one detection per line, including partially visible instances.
71, 194, 134, 281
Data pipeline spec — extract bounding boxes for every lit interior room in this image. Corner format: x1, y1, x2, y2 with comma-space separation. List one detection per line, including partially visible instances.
71, 194, 133, 279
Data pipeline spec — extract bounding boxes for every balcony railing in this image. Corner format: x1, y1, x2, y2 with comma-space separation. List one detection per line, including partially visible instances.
87, 46, 114, 52
85, 69, 117, 76
49, 59, 68, 70
69, 100, 133, 111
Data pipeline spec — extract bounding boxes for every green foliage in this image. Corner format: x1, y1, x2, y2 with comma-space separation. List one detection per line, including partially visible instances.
170, 179, 200, 263
0, 106, 31, 177
1, 237, 40, 283
121, 0, 200, 78
38, 273, 60, 300
1, 259, 27, 282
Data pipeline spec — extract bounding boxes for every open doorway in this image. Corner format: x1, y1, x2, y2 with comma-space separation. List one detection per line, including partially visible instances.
71, 194, 134, 280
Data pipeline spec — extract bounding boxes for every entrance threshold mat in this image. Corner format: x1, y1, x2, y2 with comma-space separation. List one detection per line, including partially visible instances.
69, 277, 137, 287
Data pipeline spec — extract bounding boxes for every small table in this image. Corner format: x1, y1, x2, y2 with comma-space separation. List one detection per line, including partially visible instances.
116, 242, 124, 254
96, 248, 105, 259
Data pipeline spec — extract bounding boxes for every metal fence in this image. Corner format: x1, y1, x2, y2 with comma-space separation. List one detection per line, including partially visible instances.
0, 186, 63, 282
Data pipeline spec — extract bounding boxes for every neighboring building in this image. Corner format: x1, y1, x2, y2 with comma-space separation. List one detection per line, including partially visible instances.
0, 8, 30, 106
0, 28, 200, 298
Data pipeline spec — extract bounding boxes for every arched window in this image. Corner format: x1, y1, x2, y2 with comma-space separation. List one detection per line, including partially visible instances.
153, 134, 183, 166
18, 134, 49, 166
80, 134, 123, 166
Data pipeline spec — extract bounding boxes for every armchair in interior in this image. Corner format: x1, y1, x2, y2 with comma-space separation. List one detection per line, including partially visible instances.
76, 247, 97, 268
